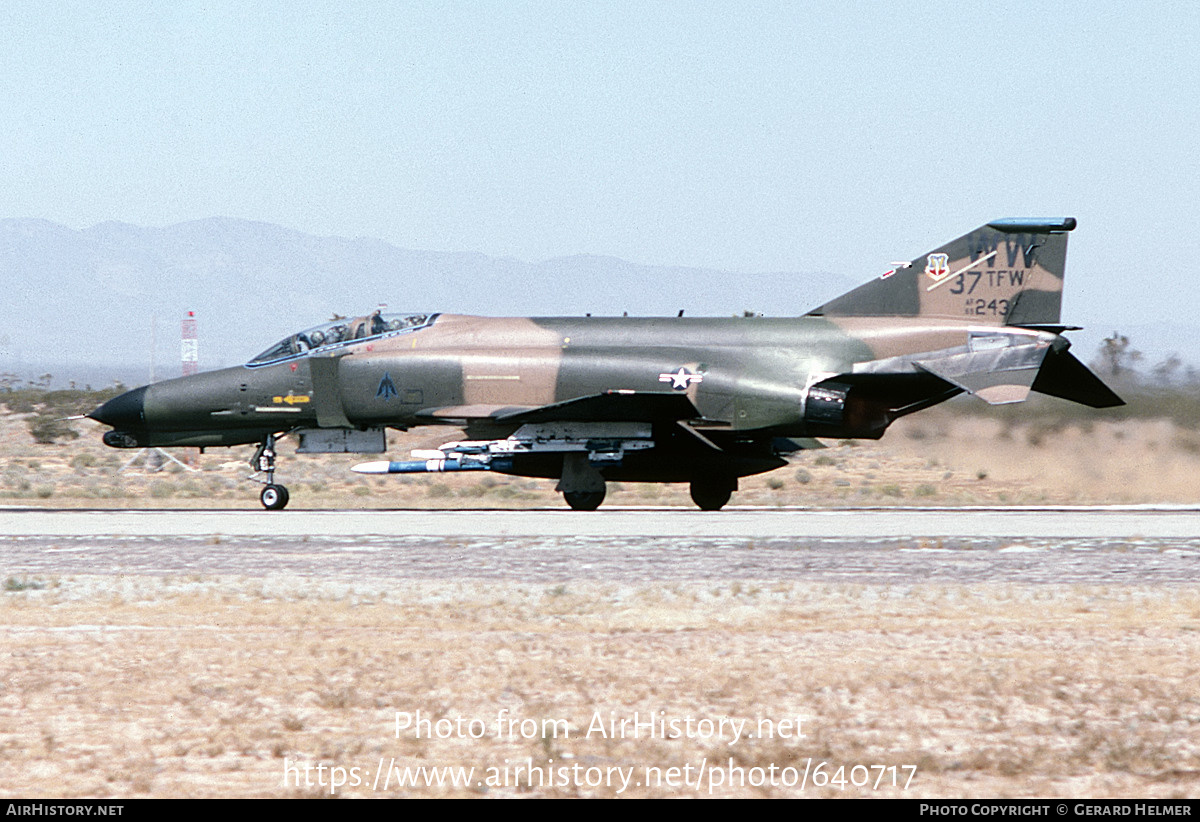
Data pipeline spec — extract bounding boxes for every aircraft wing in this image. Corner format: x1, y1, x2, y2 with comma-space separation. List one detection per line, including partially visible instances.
370, 390, 781, 495
414, 404, 536, 423
497, 391, 702, 424
415, 391, 703, 425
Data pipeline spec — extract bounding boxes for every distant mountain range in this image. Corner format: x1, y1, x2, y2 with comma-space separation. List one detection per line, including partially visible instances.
0, 217, 853, 386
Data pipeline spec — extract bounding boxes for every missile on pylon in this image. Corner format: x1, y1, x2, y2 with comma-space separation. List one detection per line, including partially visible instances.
351, 457, 508, 474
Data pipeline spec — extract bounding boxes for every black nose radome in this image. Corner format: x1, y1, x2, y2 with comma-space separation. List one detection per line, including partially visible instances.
88, 386, 147, 429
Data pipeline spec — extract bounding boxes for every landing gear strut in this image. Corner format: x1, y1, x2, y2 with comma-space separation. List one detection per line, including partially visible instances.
252, 434, 290, 510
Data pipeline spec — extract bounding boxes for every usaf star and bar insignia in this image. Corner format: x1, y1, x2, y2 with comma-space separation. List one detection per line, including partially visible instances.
658, 367, 703, 391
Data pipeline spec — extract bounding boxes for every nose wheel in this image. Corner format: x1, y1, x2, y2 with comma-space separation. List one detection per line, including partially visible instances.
252, 434, 290, 510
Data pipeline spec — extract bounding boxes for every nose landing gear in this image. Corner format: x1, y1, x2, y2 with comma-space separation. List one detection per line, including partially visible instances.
252, 434, 290, 510
260, 482, 290, 510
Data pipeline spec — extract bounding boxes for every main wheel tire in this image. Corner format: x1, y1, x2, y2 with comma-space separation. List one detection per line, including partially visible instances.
690, 480, 732, 511
563, 488, 606, 511
261, 483, 290, 510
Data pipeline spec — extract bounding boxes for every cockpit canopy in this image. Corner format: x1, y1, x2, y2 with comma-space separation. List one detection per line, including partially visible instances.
248, 311, 434, 365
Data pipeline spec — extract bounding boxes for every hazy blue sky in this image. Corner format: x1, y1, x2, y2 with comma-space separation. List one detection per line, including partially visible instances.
3, 1, 1197, 326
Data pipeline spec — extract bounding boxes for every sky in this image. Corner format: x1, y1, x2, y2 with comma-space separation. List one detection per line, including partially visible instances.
2, 1, 1198, 333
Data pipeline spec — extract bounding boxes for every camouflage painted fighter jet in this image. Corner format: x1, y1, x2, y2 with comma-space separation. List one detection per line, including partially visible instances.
88, 217, 1122, 510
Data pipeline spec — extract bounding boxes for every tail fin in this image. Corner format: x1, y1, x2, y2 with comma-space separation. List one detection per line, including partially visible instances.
808, 218, 1076, 326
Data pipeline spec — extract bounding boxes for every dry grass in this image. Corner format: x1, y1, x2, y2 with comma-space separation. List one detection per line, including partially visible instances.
1, 577, 1198, 798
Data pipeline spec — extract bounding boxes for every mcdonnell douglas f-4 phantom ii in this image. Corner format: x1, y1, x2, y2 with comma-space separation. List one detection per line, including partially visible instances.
89, 217, 1122, 511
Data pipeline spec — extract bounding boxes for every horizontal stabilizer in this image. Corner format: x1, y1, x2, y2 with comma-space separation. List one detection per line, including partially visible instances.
914, 340, 1050, 405
1030, 348, 1125, 408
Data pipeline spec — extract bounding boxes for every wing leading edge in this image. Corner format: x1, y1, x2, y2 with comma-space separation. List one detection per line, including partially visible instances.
415, 390, 703, 425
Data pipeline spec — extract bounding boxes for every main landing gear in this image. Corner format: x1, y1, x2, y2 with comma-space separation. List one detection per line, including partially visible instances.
689, 477, 734, 511
561, 480, 734, 511
558, 473, 737, 512
557, 453, 607, 511
252, 434, 290, 510
563, 488, 606, 511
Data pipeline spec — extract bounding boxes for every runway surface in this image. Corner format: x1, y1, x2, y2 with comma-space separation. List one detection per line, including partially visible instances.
3, 504, 1200, 539
3, 506, 1199, 584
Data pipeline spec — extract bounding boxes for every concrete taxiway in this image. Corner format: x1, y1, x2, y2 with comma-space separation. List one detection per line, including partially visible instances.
4, 506, 1199, 585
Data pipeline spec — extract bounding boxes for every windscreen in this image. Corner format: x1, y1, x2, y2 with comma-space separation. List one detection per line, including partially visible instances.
248, 312, 434, 364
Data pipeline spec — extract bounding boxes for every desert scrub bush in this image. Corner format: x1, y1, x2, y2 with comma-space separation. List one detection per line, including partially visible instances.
4, 386, 123, 417
176, 479, 206, 497
1025, 421, 1065, 448
488, 484, 535, 500
4, 577, 45, 592
1172, 430, 1200, 454
0, 391, 37, 414
148, 480, 176, 498
70, 453, 97, 470
28, 414, 79, 444
456, 480, 490, 498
